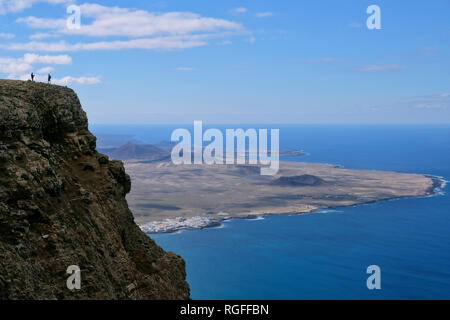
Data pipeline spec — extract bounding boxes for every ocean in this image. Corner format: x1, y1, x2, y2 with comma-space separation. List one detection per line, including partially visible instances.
91, 124, 450, 299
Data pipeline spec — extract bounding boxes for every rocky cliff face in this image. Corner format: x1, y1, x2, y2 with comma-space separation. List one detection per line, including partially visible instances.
0, 80, 190, 299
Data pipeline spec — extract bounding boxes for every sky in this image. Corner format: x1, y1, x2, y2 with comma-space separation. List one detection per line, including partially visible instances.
0, 0, 449, 124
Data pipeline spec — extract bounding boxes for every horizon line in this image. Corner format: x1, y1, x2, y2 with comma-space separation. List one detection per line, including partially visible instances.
89, 123, 450, 126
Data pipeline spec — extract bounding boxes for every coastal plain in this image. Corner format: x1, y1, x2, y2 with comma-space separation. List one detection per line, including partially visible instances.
124, 160, 435, 233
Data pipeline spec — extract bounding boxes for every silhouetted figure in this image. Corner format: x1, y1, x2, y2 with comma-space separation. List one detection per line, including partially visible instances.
48, 74, 51, 84
31, 72, 35, 81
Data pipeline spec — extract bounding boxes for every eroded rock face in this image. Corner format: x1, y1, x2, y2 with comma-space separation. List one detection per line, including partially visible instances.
0, 80, 190, 300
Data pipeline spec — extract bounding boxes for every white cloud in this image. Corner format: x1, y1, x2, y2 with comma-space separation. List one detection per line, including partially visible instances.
0, 53, 71, 77
308, 57, 336, 63
3, 36, 211, 51
0, 0, 71, 14
29, 32, 60, 40
256, 12, 273, 18
0, 32, 14, 39
367, 93, 450, 113
418, 46, 439, 57
413, 103, 447, 110
407, 93, 450, 110
9, 3, 245, 52
23, 53, 72, 64
0, 58, 30, 74
231, 7, 247, 15
355, 65, 408, 72
14, 73, 101, 85
53, 76, 101, 85
175, 67, 195, 71
37, 66, 54, 73
17, 4, 243, 38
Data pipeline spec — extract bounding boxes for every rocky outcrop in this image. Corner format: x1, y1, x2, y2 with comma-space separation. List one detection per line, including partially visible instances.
272, 175, 327, 187
0, 80, 190, 299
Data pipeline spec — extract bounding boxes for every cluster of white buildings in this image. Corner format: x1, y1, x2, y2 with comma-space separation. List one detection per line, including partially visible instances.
140, 216, 216, 234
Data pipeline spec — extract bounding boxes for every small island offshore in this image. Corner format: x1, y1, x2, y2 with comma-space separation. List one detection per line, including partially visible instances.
120, 152, 443, 234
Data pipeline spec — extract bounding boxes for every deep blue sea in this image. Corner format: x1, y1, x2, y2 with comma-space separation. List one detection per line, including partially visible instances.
91, 124, 450, 299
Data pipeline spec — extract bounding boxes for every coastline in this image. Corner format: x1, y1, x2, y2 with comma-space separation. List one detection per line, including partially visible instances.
425, 175, 448, 195
140, 175, 447, 235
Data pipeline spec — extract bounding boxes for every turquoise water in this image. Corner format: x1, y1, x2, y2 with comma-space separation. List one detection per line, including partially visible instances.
91, 125, 450, 299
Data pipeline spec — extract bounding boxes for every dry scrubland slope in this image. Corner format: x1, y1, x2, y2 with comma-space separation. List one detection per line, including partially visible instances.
126, 160, 435, 226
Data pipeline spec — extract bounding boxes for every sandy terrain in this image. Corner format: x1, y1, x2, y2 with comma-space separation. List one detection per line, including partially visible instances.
123, 160, 435, 232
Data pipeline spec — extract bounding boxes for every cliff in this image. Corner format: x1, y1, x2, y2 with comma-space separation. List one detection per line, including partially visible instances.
0, 80, 190, 299
272, 175, 327, 187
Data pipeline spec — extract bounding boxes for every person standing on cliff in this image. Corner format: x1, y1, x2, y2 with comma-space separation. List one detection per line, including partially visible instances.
31, 72, 35, 81
48, 74, 51, 84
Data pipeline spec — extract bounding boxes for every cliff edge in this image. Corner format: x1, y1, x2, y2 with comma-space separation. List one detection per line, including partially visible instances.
0, 80, 190, 299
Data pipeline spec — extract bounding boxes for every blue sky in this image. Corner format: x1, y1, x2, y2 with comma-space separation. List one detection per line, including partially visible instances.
0, 0, 449, 124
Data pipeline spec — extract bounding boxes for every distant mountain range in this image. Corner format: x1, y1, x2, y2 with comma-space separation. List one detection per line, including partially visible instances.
100, 141, 309, 163
99, 142, 171, 161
